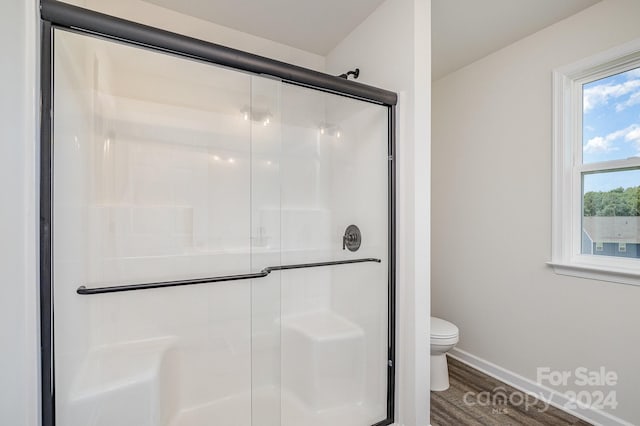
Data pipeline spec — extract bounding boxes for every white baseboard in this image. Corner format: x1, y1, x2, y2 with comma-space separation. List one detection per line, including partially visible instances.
448, 348, 633, 426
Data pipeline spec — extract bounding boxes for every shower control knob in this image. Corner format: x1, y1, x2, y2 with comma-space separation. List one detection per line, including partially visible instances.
342, 225, 361, 252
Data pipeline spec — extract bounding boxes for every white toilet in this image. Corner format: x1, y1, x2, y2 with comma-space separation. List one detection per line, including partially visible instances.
430, 316, 459, 391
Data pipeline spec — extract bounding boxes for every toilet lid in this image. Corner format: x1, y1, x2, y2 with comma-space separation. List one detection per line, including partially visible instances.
431, 317, 458, 339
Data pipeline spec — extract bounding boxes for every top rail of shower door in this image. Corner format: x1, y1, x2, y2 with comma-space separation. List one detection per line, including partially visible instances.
76, 258, 381, 295
40, 0, 397, 106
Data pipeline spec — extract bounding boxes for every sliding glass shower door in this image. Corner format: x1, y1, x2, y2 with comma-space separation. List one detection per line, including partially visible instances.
275, 84, 389, 426
50, 26, 390, 426
53, 28, 257, 426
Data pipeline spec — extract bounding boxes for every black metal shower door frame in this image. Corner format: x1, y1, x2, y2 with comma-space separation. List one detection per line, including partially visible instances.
39, 1, 397, 425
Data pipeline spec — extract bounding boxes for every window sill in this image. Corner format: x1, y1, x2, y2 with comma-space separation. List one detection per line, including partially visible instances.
547, 261, 640, 287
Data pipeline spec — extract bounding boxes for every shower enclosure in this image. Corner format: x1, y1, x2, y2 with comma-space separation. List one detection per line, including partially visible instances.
40, 2, 396, 425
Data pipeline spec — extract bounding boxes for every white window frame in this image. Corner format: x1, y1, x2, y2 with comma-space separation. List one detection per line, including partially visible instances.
550, 38, 640, 286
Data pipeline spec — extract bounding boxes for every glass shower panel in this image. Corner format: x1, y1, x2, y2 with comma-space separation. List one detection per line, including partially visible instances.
277, 85, 389, 426
249, 76, 283, 426
52, 29, 254, 425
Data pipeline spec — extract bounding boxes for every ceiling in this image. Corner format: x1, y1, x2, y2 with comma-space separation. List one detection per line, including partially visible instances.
143, 0, 601, 80
431, 0, 601, 80
143, 0, 386, 55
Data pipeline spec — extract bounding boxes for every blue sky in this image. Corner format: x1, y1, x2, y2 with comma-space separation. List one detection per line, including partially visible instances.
582, 67, 640, 192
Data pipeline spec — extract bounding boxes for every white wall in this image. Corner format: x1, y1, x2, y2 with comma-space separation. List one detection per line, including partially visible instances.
327, 1, 431, 425
432, 0, 640, 424
0, 1, 40, 426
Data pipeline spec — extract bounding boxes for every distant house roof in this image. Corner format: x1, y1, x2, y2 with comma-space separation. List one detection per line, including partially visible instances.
583, 216, 640, 244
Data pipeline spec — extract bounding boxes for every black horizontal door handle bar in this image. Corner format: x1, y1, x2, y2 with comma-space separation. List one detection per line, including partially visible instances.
76, 258, 381, 295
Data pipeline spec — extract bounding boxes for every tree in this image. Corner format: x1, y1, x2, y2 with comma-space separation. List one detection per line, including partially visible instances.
583, 186, 640, 216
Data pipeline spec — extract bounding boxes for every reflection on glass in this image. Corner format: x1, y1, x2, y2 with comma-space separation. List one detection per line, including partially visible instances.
582, 170, 640, 258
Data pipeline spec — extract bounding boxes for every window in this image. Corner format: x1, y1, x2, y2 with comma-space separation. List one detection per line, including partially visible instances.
551, 38, 640, 285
